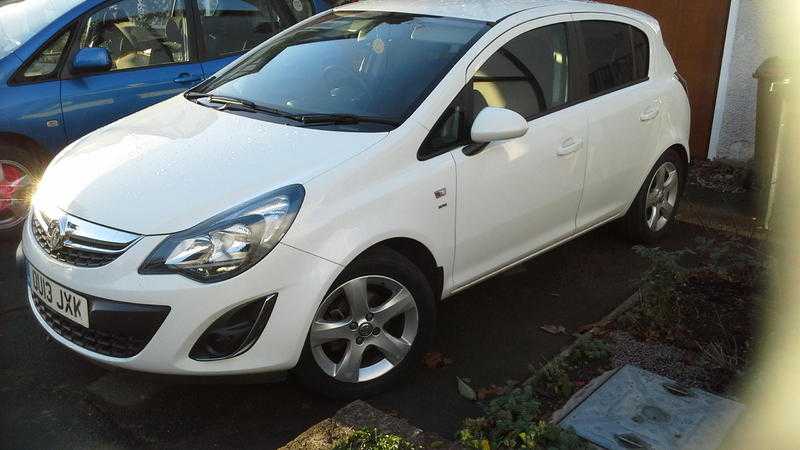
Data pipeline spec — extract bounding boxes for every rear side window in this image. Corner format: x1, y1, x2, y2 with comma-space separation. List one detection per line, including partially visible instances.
632, 26, 650, 80
579, 20, 637, 95
196, 0, 306, 59
472, 23, 570, 119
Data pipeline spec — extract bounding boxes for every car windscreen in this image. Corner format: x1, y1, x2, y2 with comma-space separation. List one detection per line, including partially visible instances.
0, 0, 81, 59
195, 11, 489, 127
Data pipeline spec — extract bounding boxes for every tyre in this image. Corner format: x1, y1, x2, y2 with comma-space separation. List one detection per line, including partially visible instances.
623, 149, 685, 243
1, 145, 43, 241
294, 247, 436, 399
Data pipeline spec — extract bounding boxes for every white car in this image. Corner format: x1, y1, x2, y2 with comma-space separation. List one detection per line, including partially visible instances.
20, 0, 690, 398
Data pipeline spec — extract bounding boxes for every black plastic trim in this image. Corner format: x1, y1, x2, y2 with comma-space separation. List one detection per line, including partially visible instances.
189, 294, 278, 361
27, 264, 170, 358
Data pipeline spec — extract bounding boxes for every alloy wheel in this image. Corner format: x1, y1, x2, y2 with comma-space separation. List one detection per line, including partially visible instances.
0, 160, 35, 230
645, 161, 679, 232
310, 276, 419, 383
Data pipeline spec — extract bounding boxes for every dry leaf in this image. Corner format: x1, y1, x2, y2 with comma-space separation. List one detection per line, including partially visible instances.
457, 377, 476, 401
477, 384, 507, 400
423, 352, 453, 369
540, 324, 567, 335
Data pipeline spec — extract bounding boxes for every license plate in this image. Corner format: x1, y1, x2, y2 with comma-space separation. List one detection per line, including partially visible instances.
28, 265, 90, 328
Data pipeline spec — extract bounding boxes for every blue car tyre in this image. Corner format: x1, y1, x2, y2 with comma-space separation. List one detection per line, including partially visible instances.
1, 145, 42, 240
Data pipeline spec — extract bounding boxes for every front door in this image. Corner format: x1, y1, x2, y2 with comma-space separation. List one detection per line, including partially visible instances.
60, 0, 204, 142
451, 18, 588, 287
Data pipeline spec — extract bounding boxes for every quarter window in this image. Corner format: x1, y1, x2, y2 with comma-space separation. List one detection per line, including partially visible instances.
472, 23, 570, 119
195, 0, 305, 59
579, 20, 636, 95
632, 26, 650, 80
23, 29, 72, 79
79, 0, 191, 71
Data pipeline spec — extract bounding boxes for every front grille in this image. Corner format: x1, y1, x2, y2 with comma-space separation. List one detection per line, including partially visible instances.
33, 219, 119, 267
30, 207, 140, 268
33, 295, 148, 358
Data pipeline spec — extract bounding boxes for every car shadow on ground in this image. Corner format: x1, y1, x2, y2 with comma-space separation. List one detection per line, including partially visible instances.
0, 221, 713, 449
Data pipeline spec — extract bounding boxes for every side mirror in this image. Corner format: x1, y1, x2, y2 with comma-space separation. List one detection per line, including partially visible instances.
72, 47, 112, 74
471, 107, 528, 143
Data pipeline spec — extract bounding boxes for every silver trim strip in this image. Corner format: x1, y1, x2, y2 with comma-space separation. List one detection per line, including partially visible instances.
33, 206, 141, 255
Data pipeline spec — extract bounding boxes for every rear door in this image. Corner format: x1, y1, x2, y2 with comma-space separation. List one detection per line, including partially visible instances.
194, 0, 316, 76
60, 0, 204, 141
572, 16, 663, 229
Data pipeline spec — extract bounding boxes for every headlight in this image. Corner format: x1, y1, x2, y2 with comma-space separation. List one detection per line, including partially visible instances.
139, 185, 304, 283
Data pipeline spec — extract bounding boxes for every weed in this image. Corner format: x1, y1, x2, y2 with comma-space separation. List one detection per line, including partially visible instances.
698, 341, 742, 373
333, 428, 417, 450
458, 339, 611, 449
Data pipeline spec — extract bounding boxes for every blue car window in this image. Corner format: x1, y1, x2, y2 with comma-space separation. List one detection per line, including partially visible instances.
195, 0, 304, 59
79, 0, 190, 70
23, 29, 72, 79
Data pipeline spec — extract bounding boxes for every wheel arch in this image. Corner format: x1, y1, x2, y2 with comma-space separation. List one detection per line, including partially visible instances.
623, 143, 690, 216
345, 237, 444, 302
0, 132, 49, 165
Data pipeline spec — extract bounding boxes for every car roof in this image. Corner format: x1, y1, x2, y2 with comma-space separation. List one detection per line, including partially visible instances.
334, 0, 658, 29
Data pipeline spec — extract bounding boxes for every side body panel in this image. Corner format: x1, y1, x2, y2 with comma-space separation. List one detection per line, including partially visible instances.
283, 122, 458, 298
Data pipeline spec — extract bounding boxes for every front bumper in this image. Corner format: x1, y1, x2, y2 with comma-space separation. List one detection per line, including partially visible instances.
22, 221, 342, 375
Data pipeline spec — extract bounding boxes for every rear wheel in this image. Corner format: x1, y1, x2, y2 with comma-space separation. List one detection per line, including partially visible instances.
1, 146, 42, 241
623, 150, 685, 243
294, 247, 435, 399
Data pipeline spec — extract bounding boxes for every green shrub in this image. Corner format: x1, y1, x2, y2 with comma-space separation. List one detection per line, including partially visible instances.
333, 428, 417, 450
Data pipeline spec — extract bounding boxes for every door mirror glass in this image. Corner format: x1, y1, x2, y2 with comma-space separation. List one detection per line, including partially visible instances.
71, 47, 112, 74
471, 107, 528, 143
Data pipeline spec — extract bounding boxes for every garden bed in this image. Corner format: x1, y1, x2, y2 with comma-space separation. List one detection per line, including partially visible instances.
455, 229, 767, 449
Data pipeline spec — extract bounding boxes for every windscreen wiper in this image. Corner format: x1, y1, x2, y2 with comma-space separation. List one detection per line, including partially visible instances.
186, 92, 303, 122
299, 114, 401, 127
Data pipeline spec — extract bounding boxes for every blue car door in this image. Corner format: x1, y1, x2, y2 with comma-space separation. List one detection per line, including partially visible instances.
60, 0, 204, 142
195, 0, 318, 76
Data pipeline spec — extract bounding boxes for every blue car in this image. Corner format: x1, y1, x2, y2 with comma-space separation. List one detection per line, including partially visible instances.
0, 0, 333, 238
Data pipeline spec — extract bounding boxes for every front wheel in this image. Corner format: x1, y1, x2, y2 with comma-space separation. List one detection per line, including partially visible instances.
1, 146, 42, 241
623, 150, 685, 243
294, 247, 435, 399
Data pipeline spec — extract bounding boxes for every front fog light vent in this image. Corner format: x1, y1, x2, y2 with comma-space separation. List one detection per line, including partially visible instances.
190, 294, 277, 361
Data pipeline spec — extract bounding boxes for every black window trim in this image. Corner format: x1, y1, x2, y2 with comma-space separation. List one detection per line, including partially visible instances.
9, 22, 78, 86
572, 19, 651, 102
417, 83, 474, 161
418, 19, 582, 161
418, 17, 656, 162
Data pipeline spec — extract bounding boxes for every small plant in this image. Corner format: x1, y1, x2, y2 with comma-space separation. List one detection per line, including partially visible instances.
458, 339, 610, 449
694, 236, 769, 287
534, 359, 573, 400
565, 338, 612, 367
698, 340, 742, 373
627, 246, 693, 334
517, 422, 593, 450
333, 428, 418, 450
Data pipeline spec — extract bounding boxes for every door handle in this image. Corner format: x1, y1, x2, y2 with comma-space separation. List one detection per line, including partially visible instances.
174, 73, 202, 84
640, 106, 660, 122
557, 137, 582, 156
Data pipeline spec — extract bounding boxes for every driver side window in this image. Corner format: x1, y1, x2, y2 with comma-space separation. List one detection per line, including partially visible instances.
79, 0, 190, 71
